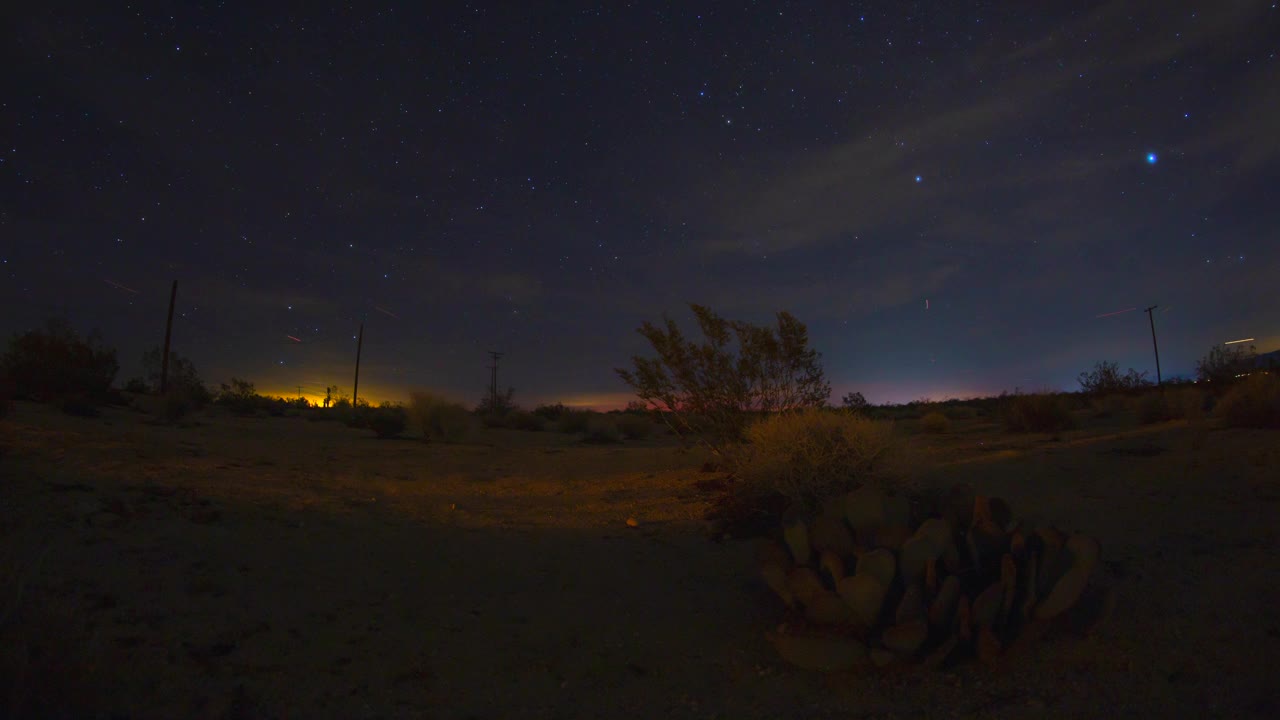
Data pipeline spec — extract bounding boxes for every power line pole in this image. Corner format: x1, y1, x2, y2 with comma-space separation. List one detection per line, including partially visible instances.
352, 323, 364, 407
1144, 305, 1162, 387
487, 350, 504, 408
160, 280, 178, 394
296, 385, 303, 398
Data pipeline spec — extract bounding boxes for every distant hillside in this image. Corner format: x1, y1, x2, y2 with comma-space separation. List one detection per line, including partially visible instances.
1257, 348, 1280, 368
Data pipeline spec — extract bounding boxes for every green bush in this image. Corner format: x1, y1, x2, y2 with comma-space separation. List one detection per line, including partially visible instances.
1213, 374, 1280, 428
582, 416, 622, 444
616, 413, 652, 440
731, 408, 905, 506
1, 319, 118, 404
558, 410, 592, 434
368, 404, 408, 438
408, 391, 474, 442
919, 412, 950, 434
1000, 392, 1075, 433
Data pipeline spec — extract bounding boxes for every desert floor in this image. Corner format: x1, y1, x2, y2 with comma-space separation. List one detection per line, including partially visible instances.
2, 401, 1279, 719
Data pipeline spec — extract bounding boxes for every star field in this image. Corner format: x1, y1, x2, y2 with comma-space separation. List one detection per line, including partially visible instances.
3, 1, 1278, 406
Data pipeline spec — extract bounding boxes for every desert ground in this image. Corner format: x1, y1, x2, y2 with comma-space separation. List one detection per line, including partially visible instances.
2, 400, 1279, 719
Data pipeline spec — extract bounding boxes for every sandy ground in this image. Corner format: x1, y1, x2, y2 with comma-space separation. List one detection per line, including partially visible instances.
2, 401, 1279, 719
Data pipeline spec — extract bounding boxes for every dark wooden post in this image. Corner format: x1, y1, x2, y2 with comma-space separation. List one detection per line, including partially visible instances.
160, 280, 177, 394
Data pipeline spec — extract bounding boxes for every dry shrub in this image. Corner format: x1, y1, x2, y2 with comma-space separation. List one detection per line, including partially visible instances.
1214, 374, 1280, 428
368, 404, 408, 438
557, 410, 592, 434
1134, 392, 1172, 425
919, 411, 950, 434
507, 410, 545, 431
732, 408, 906, 506
0, 376, 12, 419
408, 391, 473, 442
1132, 387, 1210, 424
582, 416, 622, 444
616, 413, 652, 440
1000, 392, 1075, 433
1089, 393, 1129, 419
1167, 387, 1209, 421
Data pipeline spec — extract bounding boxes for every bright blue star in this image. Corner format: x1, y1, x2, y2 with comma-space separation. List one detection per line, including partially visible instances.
914, 175, 923, 183
1146, 152, 1158, 165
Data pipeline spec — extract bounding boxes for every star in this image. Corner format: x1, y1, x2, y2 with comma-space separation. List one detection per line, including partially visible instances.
1146, 152, 1158, 165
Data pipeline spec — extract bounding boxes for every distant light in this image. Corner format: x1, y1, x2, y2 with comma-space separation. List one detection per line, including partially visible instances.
914, 175, 923, 183
1146, 152, 1158, 164
1224, 338, 1254, 345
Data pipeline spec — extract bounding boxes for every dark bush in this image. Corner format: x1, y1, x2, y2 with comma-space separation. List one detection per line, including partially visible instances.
616, 413, 652, 440
1078, 360, 1151, 395
1000, 391, 1076, 433
582, 416, 622, 444
508, 411, 545, 431
533, 403, 568, 421
558, 409, 592, 434
0, 375, 12, 418
1, 319, 118, 404
1214, 373, 1280, 428
368, 405, 408, 438
60, 395, 100, 417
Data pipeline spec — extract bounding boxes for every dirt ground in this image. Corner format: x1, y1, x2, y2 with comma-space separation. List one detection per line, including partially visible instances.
2, 401, 1279, 719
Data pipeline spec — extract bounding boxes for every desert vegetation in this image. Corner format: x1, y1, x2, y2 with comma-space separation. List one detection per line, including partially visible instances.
2, 315, 1279, 717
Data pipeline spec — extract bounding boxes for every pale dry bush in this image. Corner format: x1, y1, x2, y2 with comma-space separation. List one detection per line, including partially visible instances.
731, 408, 908, 506
919, 411, 950, 434
1214, 374, 1280, 428
408, 391, 474, 442
1132, 387, 1210, 424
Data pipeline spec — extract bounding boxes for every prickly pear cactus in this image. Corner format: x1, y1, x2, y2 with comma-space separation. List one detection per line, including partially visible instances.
760, 484, 1115, 672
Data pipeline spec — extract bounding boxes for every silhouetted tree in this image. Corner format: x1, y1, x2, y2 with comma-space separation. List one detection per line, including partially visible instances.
1196, 344, 1258, 384
1, 318, 118, 402
841, 391, 869, 412
1077, 360, 1151, 394
616, 304, 830, 455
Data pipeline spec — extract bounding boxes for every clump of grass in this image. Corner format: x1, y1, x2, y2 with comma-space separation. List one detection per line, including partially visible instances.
731, 408, 906, 506
616, 413, 652, 440
582, 416, 622, 444
919, 411, 950, 434
1213, 374, 1280, 428
408, 391, 474, 442
1000, 392, 1075, 433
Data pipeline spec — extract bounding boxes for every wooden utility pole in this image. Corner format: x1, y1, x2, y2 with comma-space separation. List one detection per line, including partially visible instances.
1145, 305, 1162, 387
160, 280, 178, 394
487, 350, 504, 408
352, 323, 364, 407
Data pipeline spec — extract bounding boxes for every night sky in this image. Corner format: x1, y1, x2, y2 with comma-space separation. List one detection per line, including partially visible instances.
4, 2, 1278, 407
